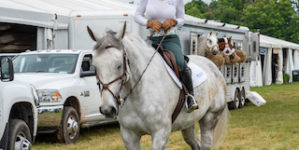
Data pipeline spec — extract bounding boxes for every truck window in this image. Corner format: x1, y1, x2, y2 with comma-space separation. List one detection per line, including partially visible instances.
81, 54, 92, 72
13, 54, 78, 74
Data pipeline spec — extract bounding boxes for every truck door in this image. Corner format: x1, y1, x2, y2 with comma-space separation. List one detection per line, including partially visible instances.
79, 54, 104, 121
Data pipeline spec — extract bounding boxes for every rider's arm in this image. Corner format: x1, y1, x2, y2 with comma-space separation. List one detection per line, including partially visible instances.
134, 0, 148, 26
176, 0, 185, 27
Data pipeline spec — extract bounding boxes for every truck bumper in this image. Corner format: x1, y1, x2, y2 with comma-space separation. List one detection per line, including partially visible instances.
37, 105, 63, 133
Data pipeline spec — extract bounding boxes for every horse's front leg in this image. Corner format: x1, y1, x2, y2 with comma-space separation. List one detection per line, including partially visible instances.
151, 127, 171, 150
120, 126, 141, 150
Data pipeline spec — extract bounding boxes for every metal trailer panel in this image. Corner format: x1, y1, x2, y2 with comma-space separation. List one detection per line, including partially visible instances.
70, 15, 134, 49
232, 63, 240, 83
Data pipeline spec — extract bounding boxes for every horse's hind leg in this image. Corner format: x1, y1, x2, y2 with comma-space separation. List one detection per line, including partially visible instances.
120, 126, 141, 150
181, 124, 201, 150
199, 112, 220, 150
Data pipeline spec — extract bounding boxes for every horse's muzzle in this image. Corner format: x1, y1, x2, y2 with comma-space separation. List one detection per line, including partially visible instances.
99, 105, 117, 118
212, 47, 218, 55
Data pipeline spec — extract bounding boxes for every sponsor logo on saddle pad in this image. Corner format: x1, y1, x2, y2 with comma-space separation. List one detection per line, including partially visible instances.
162, 58, 208, 89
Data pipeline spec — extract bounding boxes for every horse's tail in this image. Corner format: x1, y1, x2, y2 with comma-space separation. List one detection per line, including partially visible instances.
213, 105, 230, 148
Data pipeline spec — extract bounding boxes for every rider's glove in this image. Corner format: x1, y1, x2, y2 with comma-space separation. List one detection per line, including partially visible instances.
162, 19, 177, 31
147, 20, 162, 33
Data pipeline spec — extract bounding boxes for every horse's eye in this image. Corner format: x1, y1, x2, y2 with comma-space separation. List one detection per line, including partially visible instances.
209, 39, 212, 44
117, 65, 122, 70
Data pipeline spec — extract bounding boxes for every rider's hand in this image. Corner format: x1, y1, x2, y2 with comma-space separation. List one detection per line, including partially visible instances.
147, 20, 162, 33
162, 19, 177, 31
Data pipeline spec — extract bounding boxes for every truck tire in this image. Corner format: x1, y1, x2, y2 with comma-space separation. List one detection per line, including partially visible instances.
57, 106, 80, 144
8, 119, 32, 150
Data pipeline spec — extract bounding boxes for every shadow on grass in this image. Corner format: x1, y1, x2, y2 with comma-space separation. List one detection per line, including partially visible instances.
35, 122, 120, 144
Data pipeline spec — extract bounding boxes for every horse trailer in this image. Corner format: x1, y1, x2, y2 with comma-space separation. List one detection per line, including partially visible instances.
0, 0, 260, 109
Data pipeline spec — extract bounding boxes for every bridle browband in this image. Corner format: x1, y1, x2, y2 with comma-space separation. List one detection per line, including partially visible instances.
96, 33, 167, 106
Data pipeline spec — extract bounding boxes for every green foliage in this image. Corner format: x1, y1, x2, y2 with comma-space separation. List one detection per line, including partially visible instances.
283, 73, 290, 83
184, 0, 299, 44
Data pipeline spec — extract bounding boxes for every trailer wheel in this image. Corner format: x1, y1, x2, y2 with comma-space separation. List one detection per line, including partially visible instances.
229, 90, 240, 110
239, 88, 246, 108
57, 106, 80, 144
8, 119, 32, 150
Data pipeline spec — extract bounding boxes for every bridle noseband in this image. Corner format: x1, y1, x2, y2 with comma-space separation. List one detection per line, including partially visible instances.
96, 45, 128, 105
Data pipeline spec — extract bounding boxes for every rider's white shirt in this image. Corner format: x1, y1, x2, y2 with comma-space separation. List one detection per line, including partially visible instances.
134, 0, 185, 27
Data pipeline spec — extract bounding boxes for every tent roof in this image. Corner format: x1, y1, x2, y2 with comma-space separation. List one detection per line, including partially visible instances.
0, 0, 249, 32
260, 34, 299, 50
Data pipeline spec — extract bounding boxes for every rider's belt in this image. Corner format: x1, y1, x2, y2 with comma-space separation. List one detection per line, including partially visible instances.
151, 28, 177, 37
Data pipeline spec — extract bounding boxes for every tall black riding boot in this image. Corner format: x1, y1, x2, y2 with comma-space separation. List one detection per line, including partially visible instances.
180, 63, 199, 113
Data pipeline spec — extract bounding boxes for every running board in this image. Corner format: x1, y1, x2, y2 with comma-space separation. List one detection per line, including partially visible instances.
81, 119, 117, 128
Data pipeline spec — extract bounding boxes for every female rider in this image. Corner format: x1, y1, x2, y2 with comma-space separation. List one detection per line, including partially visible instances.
134, 0, 198, 112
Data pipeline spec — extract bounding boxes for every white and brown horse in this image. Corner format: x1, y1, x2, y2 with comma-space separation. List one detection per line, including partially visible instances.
87, 24, 228, 150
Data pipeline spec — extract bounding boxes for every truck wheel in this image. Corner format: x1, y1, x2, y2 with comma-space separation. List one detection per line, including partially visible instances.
8, 119, 32, 150
239, 89, 246, 108
57, 106, 80, 144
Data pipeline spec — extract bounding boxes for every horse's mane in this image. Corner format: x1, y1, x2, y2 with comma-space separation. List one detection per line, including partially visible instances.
122, 33, 156, 58
198, 34, 209, 56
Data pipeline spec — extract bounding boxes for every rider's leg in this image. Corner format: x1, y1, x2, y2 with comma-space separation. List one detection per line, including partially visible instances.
120, 126, 141, 150
180, 62, 199, 113
162, 35, 199, 112
151, 35, 198, 112
181, 124, 201, 150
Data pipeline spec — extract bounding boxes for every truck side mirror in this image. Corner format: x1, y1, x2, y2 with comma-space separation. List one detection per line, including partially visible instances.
80, 65, 96, 77
0, 57, 14, 81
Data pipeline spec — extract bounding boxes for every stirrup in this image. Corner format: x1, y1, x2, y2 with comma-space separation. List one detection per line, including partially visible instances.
185, 94, 199, 113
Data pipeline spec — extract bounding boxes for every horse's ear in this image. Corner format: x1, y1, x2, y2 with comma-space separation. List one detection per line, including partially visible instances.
209, 32, 212, 36
118, 21, 127, 39
228, 36, 232, 41
87, 26, 100, 41
216, 32, 218, 36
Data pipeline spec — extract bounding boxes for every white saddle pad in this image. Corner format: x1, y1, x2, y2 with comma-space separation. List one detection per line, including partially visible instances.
162, 59, 207, 89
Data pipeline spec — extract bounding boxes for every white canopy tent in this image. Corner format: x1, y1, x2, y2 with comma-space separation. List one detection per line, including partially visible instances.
258, 34, 299, 85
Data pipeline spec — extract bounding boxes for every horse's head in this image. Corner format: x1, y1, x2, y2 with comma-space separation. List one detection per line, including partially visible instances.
87, 23, 128, 118
218, 37, 235, 56
203, 32, 219, 55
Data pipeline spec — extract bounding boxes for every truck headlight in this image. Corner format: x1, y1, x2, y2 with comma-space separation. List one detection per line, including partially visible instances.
37, 89, 62, 103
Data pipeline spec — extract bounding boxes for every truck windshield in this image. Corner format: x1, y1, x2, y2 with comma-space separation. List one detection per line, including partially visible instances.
13, 54, 78, 74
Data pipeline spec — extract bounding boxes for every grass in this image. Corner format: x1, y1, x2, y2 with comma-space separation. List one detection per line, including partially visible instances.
33, 83, 299, 150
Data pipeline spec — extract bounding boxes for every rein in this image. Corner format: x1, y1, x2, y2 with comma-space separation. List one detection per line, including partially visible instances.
96, 33, 167, 105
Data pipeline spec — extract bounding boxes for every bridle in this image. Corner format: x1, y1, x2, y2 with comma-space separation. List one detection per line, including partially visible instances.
96, 33, 167, 106
96, 45, 128, 105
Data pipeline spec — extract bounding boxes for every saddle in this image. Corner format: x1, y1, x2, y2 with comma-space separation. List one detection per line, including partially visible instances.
152, 43, 181, 79
152, 43, 188, 123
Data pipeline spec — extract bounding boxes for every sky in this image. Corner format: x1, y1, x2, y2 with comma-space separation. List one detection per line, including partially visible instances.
116, 0, 212, 4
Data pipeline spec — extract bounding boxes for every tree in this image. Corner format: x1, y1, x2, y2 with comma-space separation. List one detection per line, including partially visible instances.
241, 0, 299, 43
185, 0, 209, 18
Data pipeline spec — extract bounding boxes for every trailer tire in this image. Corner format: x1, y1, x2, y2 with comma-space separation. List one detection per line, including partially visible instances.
229, 90, 240, 110
57, 106, 80, 144
239, 89, 246, 108
8, 119, 32, 150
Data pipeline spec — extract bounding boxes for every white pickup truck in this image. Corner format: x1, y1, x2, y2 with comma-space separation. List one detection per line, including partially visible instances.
13, 49, 115, 144
0, 57, 38, 150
